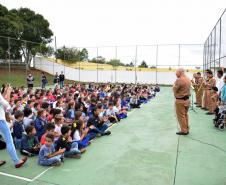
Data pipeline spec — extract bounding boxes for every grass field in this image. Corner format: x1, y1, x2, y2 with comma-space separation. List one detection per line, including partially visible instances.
0, 68, 74, 88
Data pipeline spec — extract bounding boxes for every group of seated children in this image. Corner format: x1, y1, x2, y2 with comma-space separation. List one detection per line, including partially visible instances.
0, 82, 159, 166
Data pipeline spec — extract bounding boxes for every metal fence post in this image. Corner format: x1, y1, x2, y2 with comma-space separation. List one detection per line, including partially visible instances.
78, 47, 81, 82
207, 38, 210, 69
213, 28, 216, 75
96, 47, 99, 83
219, 18, 222, 68
210, 34, 212, 70
54, 36, 57, 75
25, 41, 28, 76
115, 46, 117, 83
135, 45, 138, 84
155, 45, 158, 84
63, 48, 66, 78
7, 37, 11, 83
178, 44, 181, 68
203, 43, 206, 74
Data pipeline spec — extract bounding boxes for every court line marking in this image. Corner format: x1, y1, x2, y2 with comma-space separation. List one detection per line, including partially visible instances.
0, 167, 54, 182
0, 172, 32, 182
32, 167, 53, 181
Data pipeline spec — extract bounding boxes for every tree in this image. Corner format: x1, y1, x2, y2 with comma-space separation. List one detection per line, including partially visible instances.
13, 8, 53, 68
107, 59, 125, 66
79, 48, 88, 61
56, 47, 89, 62
89, 56, 106, 64
128, 61, 134, 67
139, 60, 148, 68
0, 4, 54, 67
39, 44, 54, 57
0, 4, 7, 17
0, 4, 22, 59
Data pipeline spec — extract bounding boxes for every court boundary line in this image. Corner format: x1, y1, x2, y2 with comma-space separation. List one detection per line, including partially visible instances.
0, 167, 53, 182
31, 167, 53, 181
0, 171, 32, 182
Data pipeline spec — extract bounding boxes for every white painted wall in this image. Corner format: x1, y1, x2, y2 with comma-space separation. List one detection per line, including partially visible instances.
34, 57, 194, 85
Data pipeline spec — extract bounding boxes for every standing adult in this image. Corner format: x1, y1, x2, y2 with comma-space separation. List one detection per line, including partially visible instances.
0, 84, 27, 168
220, 75, 226, 105
59, 71, 65, 89
191, 73, 199, 105
53, 72, 59, 87
196, 72, 204, 108
216, 69, 224, 97
41, 72, 48, 89
27, 74, 34, 89
205, 70, 216, 115
202, 70, 209, 110
173, 68, 191, 135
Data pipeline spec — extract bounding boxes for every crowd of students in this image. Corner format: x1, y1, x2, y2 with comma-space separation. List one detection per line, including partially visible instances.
0, 81, 160, 167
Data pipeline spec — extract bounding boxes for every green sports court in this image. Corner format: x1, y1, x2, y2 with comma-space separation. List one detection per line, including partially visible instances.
1, 87, 226, 185
0, 1, 226, 185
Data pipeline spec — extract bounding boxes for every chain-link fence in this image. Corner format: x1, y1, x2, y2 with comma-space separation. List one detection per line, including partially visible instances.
0, 36, 203, 86
203, 9, 226, 74
36, 44, 203, 85
0, 35, 54, 87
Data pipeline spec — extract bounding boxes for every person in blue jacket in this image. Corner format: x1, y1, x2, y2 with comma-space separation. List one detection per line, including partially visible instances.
34, 108, 47, 141
221, 76, 226, 103
21, 125, 40, 156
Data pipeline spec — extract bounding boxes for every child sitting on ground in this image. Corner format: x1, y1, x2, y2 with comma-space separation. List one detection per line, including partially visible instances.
33, 103, 40, 119
21, 125, 40, 156
130, 94, 141, 108
121, 96, 131, 111
106, 102, 118, 123
71, 120, 91, 149
87, 107, 111, 136
97, 103, 111, 127
5, 112, 13, 134
34, 108, 48, 141
23, 107, 33, 128
13, 110, 25, 149
55, 125, 85, 159
12, 99, 23, 114
114, 99, 127, 120
40, 123, 55, 145
38, 133, 65, 166
54, 113, 64, 141
65, 101, 75, 120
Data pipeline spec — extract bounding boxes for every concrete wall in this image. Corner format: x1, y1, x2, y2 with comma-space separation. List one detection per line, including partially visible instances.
34, 57, 194, 85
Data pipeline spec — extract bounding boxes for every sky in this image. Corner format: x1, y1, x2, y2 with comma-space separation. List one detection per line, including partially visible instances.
0, 0, 225, 66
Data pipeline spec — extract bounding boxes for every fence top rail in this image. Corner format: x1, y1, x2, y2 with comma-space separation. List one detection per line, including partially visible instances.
69, 43, 204, 49
0, 35, 204, 49
0, 35, 44, 45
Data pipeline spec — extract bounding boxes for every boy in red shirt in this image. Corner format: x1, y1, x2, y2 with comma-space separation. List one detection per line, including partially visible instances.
40, 123, 55, 145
